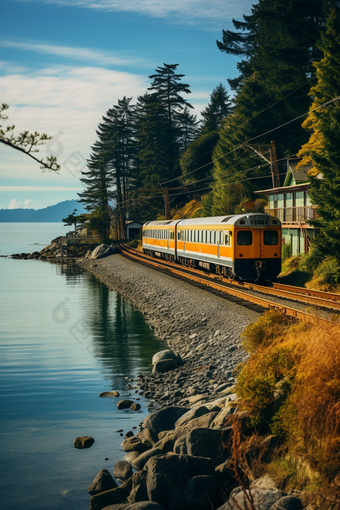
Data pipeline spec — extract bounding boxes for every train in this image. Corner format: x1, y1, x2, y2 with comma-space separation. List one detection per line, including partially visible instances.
142, 213, 281, 282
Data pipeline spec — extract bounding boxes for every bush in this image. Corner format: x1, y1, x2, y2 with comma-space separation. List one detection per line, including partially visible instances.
315, 257, 340, 287
282, 243, 292, 262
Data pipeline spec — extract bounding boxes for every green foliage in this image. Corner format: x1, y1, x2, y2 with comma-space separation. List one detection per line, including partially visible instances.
282, 243, 292, 262
201, 83, 233, 133
297, 6, 340, 262
180, 131, 219, 185
315, 257, 340, 286
241, 310, 291, 353
62, 209, 78, 231
209, 0, 330, 215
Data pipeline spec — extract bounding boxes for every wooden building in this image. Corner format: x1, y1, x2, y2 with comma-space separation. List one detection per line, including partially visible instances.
255, 160, 320, 256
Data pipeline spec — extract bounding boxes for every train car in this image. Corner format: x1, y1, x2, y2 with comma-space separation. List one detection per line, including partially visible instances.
176, 214, 281, 281
142, 219, 181, 261
142, 213, 281, 281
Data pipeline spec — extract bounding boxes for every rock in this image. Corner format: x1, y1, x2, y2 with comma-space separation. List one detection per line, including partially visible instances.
250, 474, 278, 491
123, 451, 141, 463
131, 402, 141, 411
113, 461, 133, 482
131, 448, 164, 471
152, 359, 177, 374
74, 436, 95, 449
125, 431, 134, 439
217, 488, 286, 510
152, 349, 178, 366
90, 486, 129, 510
155, 411, 218, 453
90, 244, 115, 260
88, 469, 117, 495
140, 407, 188, 443
127, 484, 149, 504
174, 405, 211, 428
125, 503, 166, 510
117, 400, 135, 410
145, 453, 214, 510
121, 437, 149, 453
210, 404, 236, 428
170, 474, 217, 510
268, 495, 303, 510
185, 427, 232, 466
173, 435, 187, 454
99, 391, 120, 398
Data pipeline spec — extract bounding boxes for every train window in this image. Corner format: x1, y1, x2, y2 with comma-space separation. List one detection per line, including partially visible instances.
214, 231, 217, 244
264, 231, 278, 245
224, 231, 230, 245
237, 231, 252, 246
220, 231, 224, 245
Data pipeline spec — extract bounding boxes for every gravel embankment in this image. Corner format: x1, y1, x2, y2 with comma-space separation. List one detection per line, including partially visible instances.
78, 253, 261, 407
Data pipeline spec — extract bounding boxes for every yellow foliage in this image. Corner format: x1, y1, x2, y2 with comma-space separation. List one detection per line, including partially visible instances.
171, 199, 202, 219
237, 310, 340, 482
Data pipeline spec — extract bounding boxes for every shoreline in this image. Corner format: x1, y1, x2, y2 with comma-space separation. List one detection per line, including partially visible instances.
77, 253, 260, 408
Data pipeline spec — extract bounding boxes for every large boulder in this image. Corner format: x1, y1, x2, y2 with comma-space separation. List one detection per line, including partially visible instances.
88, 469, 117, 495
152, 359, 177, 374
145, 453, 214, 510
169, 474, 217, 510
216, 488, 286, 510
113, 461, 133, 482
90, 244, 115, 260
185, 427, 232, 466
131, 448, 164, 471
139, 407, 188, 444
268, 495, 303, 510
152, 349, 179, 366
155, 411, 219, 453
121, 437, 150, 453
174, 406, 211, 428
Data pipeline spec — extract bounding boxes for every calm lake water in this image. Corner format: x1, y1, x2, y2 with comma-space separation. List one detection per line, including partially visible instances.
0, 223, 166, 510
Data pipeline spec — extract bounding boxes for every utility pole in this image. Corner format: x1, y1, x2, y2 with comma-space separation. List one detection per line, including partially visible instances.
138, 187, 188, 219
245, 140, 280, 188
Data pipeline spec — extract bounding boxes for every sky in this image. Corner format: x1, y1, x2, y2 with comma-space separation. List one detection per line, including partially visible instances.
0, 0, 254, 210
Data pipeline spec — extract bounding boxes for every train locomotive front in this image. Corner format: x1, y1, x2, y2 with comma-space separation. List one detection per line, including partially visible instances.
142, 213, 281, 282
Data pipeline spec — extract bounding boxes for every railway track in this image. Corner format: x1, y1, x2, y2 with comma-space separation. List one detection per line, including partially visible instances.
117, 244, 340, 325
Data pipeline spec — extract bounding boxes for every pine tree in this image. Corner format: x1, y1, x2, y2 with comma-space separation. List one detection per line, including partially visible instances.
147, 63, 193, 183
201, 83, 233, 133
78, 96, 136, 239
209, 0, 331, 215
297, 6, 340, 260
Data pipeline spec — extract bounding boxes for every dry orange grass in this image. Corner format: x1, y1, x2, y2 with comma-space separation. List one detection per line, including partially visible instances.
238, 311, 340, 483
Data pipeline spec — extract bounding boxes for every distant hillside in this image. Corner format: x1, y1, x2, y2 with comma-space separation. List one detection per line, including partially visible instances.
0, 200, 87, 222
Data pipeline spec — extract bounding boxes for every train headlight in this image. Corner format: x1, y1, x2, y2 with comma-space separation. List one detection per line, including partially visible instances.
239, 254, 243, 257
274, 253, 277, 257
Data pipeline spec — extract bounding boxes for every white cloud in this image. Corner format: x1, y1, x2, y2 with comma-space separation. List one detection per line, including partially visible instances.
24, 0, 252, 27
0, 64, 150, 180
8, 198, 33, 209
0, 40, 150, 67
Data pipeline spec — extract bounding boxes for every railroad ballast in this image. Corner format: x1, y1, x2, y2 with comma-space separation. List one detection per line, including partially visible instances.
142, 213, 281, 282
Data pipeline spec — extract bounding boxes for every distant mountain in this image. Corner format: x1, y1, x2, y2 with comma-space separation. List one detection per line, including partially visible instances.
0, 200, 87, 222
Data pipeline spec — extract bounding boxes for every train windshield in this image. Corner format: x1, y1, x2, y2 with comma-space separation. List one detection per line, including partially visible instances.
264, 231, 279, 245
237, 231, 252, 246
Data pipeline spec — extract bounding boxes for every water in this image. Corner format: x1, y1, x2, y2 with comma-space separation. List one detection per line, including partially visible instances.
0, 223, 166, 510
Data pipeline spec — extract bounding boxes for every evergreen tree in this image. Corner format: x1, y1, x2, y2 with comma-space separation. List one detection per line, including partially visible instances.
297, 6, 340, 260
201, 83, 233, 133
180, 131, 219, 186
78, 96, 136, 239
147, 63, 193, 182
209, 0, 330, 215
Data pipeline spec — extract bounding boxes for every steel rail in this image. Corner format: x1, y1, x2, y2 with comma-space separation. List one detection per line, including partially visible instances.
118, 244, 334, 325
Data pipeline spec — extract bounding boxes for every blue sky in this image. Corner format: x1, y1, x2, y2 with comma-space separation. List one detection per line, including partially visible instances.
0, 0, 254, 210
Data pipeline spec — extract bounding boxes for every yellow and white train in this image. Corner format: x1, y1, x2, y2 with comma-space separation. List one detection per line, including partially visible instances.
142, 213, 281, 282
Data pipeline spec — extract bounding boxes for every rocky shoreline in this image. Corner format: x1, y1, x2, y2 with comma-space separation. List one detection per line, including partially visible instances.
73, 251, 306, 510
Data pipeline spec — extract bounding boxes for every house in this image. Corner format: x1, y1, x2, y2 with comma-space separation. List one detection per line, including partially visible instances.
126, 221, 142, 239
255, 160, 320, 256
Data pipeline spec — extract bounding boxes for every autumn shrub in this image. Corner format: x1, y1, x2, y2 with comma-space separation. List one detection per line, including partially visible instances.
236, 311, 340, 485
